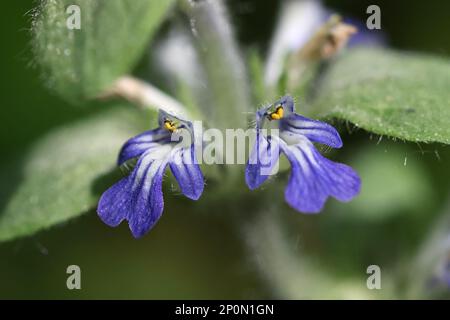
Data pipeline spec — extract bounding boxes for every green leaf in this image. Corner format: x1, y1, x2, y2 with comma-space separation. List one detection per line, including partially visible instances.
0, 106, 150, 243
313, 48, 450, 144
32, 0, 174, 102
339, 143, 434, 221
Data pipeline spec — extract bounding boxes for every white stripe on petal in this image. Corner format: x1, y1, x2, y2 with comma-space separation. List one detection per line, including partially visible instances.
132, 145, 173, 191
142, 159, 166, 193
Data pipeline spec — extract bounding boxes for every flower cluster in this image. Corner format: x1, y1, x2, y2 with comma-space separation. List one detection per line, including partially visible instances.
98, 96, 360, 237
98, 110, 204, 238
246, 95, 360, 213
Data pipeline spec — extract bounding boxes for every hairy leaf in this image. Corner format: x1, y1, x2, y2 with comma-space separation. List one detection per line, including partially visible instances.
0, 107, 151, 242
314, 48, 450, 144
32, 0, 174, 101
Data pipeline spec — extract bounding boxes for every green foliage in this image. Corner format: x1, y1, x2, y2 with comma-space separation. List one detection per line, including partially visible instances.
314, 48, 450, 144
342, 144, 434, 220
247, 49, 267, 103
32, 0, 174, 102
0, 107, 151, 242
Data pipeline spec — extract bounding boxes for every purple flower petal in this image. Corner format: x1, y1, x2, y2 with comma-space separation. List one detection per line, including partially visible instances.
96, 177, 130, 227
98, 148, 171, 238
281, 113, 343, 148
245, 132, 281, 190
118, 128, 171, 165
279, 138, 360, 213
169, 144, 204, 200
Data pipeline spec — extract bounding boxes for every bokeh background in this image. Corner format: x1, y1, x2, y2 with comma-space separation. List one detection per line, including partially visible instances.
0, 0, 449, 299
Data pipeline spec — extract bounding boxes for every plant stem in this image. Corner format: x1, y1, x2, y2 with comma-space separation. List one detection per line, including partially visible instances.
242, 206, 380, 299
99, 76, 193, 119
180, 0, 251, 130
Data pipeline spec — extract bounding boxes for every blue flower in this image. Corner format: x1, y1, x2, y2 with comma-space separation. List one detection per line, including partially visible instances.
246, 95, 360, 213
97, 110, 204, 238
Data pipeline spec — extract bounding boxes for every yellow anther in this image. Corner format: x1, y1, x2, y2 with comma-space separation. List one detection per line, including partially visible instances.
164, 120, 177, 132
269, 106, 284, 120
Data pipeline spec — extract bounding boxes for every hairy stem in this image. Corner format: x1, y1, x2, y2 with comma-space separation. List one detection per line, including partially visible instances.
98, 76, 194, 119
242, 206, 380, 299
180, 0, 251, 130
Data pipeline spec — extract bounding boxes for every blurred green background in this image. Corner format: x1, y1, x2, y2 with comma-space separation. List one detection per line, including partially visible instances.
0, 0, 449, 299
